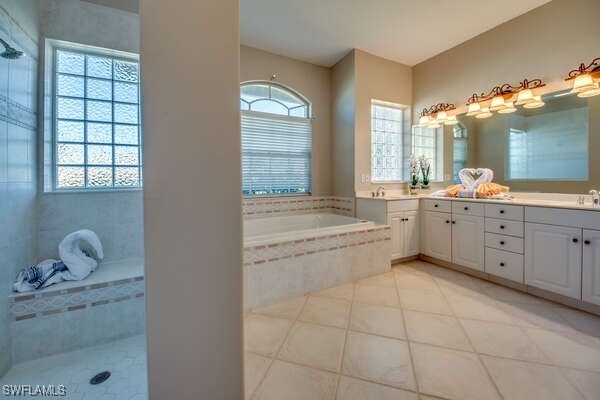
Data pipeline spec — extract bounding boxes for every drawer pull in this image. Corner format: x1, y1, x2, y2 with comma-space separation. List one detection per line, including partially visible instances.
499, 262, 505, 267
499, 210, 505, 214
572, 238, 579, 243
500, 241, 505, 245
500, 225, 505, 229
434, 204, 439, 208
464, 206, 469, 211
584, 240, 591, 245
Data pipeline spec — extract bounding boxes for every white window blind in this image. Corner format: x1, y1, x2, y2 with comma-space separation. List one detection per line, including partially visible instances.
241, 112, 312, 195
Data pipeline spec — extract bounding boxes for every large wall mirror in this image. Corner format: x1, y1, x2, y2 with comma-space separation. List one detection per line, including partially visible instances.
451, 90, 599, 194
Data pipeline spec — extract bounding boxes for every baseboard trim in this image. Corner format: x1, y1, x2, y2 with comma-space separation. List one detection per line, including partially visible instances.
392, 255, 419, 265
418, 254, 600, 316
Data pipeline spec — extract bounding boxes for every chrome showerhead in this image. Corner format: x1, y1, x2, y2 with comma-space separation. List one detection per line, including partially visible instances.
0, 38, 24, 60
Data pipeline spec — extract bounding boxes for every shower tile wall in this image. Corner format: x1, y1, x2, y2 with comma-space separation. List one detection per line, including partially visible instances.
0, 3, 38, 376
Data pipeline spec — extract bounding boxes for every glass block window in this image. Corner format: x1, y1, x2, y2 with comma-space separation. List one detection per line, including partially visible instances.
453, 123, 468, 184
241, 82, 312, 196
371, 100, 406, 182
411, 124, 443, 182
53, 47, 141, 190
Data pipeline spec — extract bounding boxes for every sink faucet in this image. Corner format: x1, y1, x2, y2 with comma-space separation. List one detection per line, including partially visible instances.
375, 186, 385, 197
590, 190, 599, 206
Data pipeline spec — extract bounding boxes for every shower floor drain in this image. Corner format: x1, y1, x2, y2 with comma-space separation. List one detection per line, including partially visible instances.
90, 371, 111, 385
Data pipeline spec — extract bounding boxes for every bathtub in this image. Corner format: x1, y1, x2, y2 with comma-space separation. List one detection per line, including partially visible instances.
244, 213, 374, 245
243, 212, 391, 309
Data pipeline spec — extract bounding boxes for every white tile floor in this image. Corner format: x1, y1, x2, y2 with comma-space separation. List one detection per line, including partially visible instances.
3, 260, 600, 399
0, 335, 147, 399
245, 260, 600, 400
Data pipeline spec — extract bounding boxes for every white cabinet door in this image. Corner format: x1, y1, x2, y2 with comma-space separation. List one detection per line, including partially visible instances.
404, 211, 420, 257
388, 213, 405, 260
452, 214, 485, 271
525, 223, 582, 299
422, 211, 452, 262
583, 229, 600, 305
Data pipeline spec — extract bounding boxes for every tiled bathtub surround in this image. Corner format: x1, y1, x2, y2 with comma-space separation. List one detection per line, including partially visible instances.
0, 3, 38, 376
244, 225, 391, 309
8, 260, 145, 363
243, 196, 354, 218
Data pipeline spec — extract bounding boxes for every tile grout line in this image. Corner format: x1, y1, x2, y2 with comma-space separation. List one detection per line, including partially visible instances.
429, 268, 506, 400
392, 267, 422, 398
247, 295, 309, 400
333, 283, 356, 399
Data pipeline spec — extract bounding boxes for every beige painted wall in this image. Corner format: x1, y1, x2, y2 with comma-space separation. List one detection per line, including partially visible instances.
240, 45, 332, 195
141, 0, 243, 398
414, 0, 600, 192
331, 50, 356, 197
355, 50, 412, 193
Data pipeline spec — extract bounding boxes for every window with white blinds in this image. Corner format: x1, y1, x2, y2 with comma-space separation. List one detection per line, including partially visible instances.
240, 82, 312, 196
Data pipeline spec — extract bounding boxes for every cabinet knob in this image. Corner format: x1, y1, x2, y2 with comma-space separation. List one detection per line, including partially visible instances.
452, 221, 456, 224
500, 210, 505, 214
500, 241, 505, 245
464, 206, 469, 211
434, 204, 439, 208
500, 225, 505, 229
499, 262, 505, 267
584, 240, 591, 245
573, 238, 579, 243
445, 220, 450, 224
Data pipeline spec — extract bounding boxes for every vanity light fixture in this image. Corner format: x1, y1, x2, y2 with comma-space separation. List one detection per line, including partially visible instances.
418, 103, 457, 127
565, 58, 600, 98
466, 78, 546, 117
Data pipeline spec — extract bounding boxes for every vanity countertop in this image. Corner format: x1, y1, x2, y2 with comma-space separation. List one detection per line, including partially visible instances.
356, 193, 600, 212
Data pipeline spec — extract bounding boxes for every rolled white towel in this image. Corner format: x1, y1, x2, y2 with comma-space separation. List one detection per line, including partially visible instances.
58, 229, 104, 281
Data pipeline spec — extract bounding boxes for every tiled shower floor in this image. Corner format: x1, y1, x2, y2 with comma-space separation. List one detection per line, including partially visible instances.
244, 260, 600, 400
0, 335, 147, 399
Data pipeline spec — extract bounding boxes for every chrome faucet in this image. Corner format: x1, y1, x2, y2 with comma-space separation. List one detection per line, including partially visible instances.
590, 190, 599, 207
375, 186, 385, 197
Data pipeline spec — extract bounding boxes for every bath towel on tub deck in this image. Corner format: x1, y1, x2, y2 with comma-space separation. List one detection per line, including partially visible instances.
13, 229, 104, 293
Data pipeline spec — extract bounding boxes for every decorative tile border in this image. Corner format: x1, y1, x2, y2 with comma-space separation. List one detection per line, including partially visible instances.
9, 276, 144, 321
0, 94, 36, 130
243, 225, 391, 266
243, 196, 354, 218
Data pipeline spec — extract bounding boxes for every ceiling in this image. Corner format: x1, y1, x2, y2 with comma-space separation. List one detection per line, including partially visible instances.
82, 0, 551, 67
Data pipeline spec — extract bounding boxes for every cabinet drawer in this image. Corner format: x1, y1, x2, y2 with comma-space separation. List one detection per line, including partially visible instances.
452, 201, 484, 217
423, 199, 451, 213
485, 248, 524, 283
485, 204, 523, 221
485, 233, 523, 254
485, 218, 523, 237
388, 199, 420, 213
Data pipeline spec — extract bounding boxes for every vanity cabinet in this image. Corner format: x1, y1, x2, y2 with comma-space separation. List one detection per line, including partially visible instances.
451, 214, 485, 271
422, 210, 452, 262
524, 223, 582, 299
582, 229, 600, 305
356, 198, 420, 261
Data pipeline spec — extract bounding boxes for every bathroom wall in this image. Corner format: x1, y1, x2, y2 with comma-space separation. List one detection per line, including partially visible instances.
331, 50, 356, 197
36, 0, 143, 262
414, 0, 600, 191
0, 0, 38, 376
331, 49, 412, 196
241, 45, 332, 195
141, 0, 243, 397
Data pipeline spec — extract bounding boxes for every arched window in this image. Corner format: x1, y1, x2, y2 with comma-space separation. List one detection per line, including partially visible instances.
240, 81, 312, 196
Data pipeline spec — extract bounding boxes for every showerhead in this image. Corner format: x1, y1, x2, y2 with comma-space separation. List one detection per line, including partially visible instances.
0, 38, 24, 60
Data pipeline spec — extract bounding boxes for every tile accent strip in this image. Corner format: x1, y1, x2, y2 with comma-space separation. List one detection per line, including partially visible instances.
243, 225, 391, 266
242, 196, 354, 218
9, 276, 145, 321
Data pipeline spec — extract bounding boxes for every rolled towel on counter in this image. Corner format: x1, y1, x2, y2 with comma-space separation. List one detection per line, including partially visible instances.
13, 229, 104, 293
